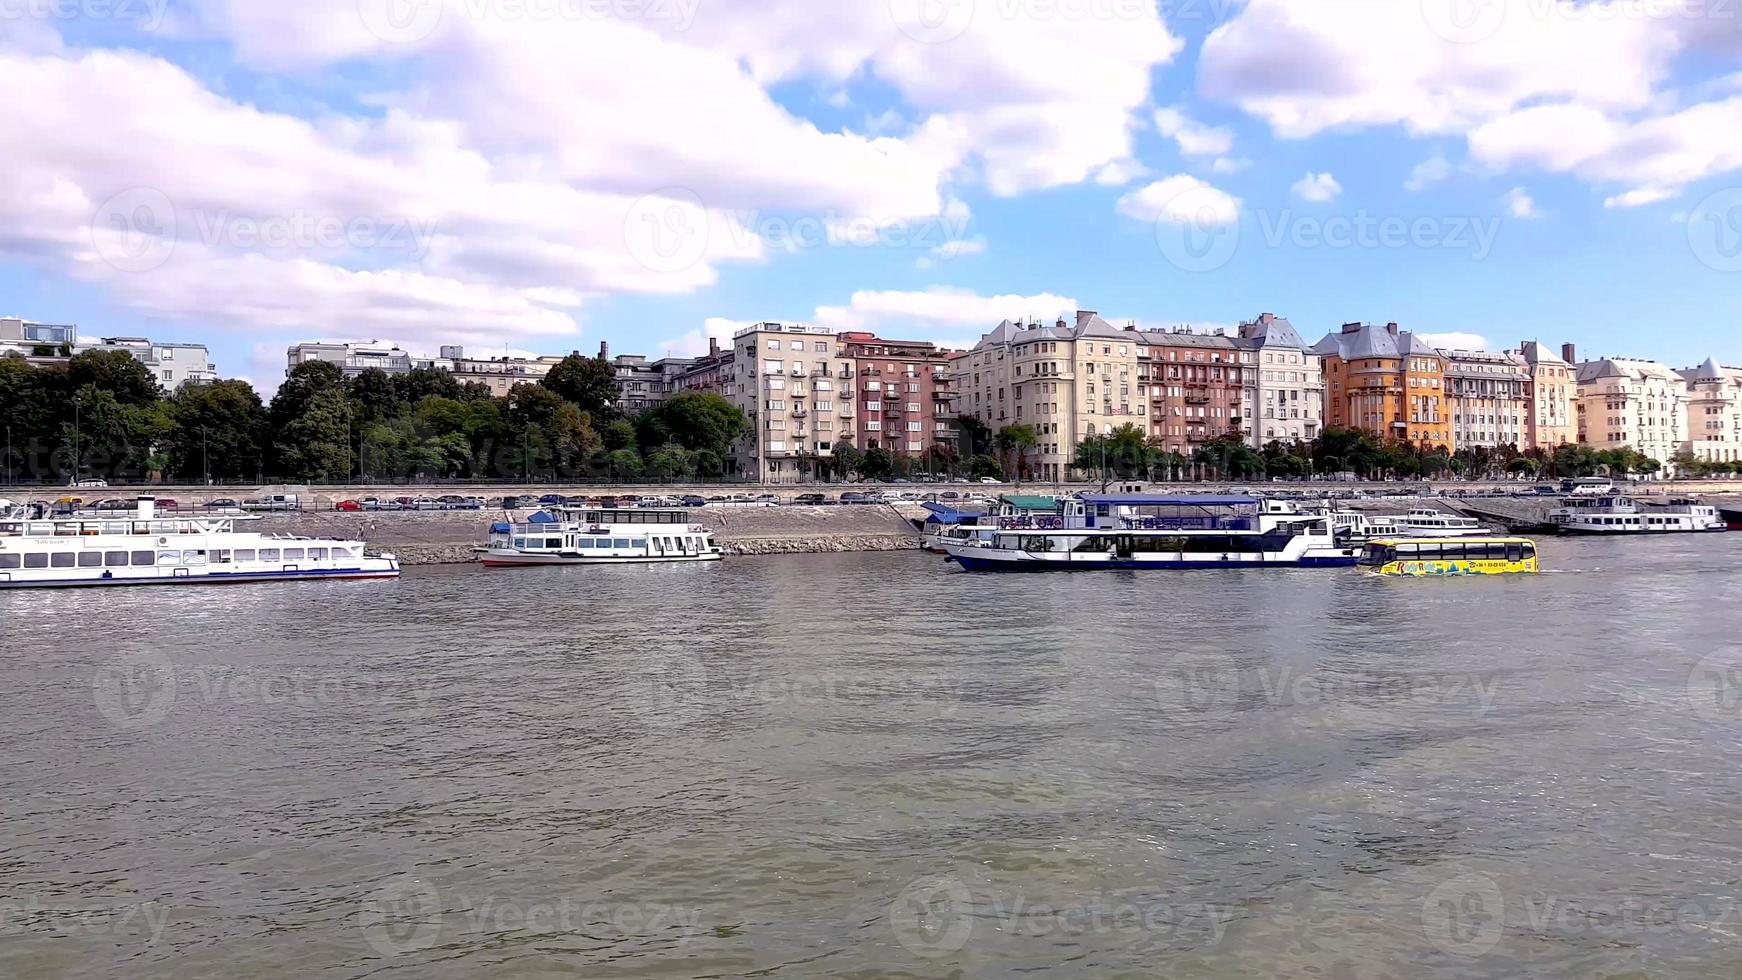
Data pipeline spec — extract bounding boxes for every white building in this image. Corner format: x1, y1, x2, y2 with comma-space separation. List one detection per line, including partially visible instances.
1575, 356, 1689, 469
1442, 348, 1530, 450
0, 317, 216, 388
286, 340, 414, 377
1679, 359, 1742, 466
1237, 313, 1323, 447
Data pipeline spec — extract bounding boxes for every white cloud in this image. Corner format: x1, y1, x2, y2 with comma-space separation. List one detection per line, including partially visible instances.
1291, 172, 1341, 202
1153, 106, 1235, 157
1405, 155, 1453, 191
1605, 187, 1679, 209
814, 287, 1077, 333
929, 237, 988, 259
1506, 187, 1538, 218
1210, 157, 1251, 175
1116, 176, 1242, 226
1092, 159, 1153, 186
1418, 332, 1491, 351
663, 317, 753, 357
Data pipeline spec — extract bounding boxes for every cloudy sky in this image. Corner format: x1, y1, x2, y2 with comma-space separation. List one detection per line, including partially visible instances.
4, 0, 1741, 391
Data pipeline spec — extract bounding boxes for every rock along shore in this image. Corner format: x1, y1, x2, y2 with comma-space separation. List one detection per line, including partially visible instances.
255, 505, 925, 566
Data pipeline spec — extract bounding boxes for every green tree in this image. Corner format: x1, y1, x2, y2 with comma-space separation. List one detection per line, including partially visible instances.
955, 414, 993, 458
832, 438, 863, 481
859, 446, 896, 481
645, 442, 694, 480
66, 349, 163, 406
996, 424, 1039, 480
541, 353, 620, 419
346, 369, 403, 428
643, 392, 748, 458
967, 454, 1005, 481
602, 419, 639, 452
277, 388, 355, 481
167, 379, 266, 482
605, 448, 643, 478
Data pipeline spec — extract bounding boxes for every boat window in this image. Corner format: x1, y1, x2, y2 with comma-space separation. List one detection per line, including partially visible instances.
51, 553, 76, 568
78, 552, 103, 568
614, 539, 631, 549
512, 538, 526, 549
283, 548, 305, 560
630, 538, 647, 549
0, 554, 18, 569
212, 550, 230, 563
233, 549, 256, 562
259, 549, 280, 562
308, 548, 326, 561
185, 552, 208, 565
131, 550, 156, 565
24, 554, 48, 568
545, 539, 562, 549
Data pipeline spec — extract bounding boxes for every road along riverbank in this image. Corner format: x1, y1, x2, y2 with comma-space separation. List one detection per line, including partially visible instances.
259, 505, 924, 565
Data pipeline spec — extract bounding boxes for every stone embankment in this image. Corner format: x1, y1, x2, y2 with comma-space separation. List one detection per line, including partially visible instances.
259, 505, 922, 565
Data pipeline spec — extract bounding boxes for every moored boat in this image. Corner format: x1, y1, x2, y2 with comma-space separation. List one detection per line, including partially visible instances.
0, 496, 398, 589
1548, 495, 1727, 535
478, 505, 723, 567
943, 494, 1357, 571
1391, 508, 1496, 538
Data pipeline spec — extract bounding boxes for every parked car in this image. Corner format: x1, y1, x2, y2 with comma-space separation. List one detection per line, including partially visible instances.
979, 477, 1002, 484
794, 493, 829, 505
437, 494, 480, 510
940, 491, 961, 501
93, 498, 134, 512
203, 498, 239, 510
499, 495, 528, 509
840, 491, 871, 505
680, 495, 707, 507
155, 498, 179, 510
334, 499, 363, 512
412, 497, 444, 511
755, 494, 780, 505
538, 494, 565, 506
70, 478, 108, 488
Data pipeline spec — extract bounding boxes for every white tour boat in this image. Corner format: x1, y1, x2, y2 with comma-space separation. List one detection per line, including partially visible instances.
1391, 508, 1495, 538
1324, 509, 1405, 544
479, 505, 723, 567
943, 494, 1358, 571
1549, 495, 1728, 535
0, 496, 399, 589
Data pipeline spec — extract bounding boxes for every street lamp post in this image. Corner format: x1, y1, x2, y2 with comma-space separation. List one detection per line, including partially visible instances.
202, 427, 210, 486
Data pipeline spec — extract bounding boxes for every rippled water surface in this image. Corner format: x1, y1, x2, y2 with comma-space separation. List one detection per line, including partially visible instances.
5, 536, 1742, 979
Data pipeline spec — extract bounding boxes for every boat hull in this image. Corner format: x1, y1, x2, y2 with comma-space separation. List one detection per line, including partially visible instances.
480, 551, 723, 567
0, 565, 400, 589
946, 550, 1357, 572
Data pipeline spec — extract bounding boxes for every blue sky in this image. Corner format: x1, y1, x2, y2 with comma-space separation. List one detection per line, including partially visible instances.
5, 0, 1741, 393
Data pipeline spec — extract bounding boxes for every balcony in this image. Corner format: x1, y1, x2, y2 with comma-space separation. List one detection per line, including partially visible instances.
790, 388, 807, 397
1184, 393, 1211, 405
792, 409, 808, 419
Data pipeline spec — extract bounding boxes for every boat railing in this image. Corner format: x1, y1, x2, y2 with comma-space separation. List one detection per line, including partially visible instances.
1118, 516, 1255, 531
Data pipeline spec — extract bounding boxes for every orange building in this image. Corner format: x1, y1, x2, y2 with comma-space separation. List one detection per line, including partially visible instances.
1312, 322, 1453, 450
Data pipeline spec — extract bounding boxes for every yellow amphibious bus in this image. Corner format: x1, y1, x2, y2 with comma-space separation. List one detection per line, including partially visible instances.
1359, 537, 1540, 576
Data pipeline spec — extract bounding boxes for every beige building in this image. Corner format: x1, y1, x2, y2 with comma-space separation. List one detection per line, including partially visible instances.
1517, 341, 1577, 450
1680, 359, 1742, 466
727, 323, 851, 483
1575, 356, 1689, 468
438, 346, 564, 396
959, 311, 1145, 482
1441, 348, 1530, 450
1238, 313, 1322, 446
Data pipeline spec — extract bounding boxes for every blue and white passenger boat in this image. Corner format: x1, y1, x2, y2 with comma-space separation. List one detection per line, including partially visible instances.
479, 505, 723, 566
942, 494, 1358, 571
0, 496, 399, 588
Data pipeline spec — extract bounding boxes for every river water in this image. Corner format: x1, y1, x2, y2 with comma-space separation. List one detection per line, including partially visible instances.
3, 536, 1742, 979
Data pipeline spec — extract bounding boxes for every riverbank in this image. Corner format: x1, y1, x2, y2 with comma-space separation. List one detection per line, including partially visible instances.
260, 505, 924, 565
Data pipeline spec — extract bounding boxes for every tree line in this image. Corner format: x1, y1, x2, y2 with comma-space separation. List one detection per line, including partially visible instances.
0, 349, 752, 484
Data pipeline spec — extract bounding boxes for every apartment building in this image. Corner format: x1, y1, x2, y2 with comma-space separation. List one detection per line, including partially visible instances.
839, 332, 959, 461
607, 345, 697, 414
1442, 348, 1530, 450
727, 323, 852, 483
434, 345, 565, 396
670, 337, 735, 396
1237, 313, 1322, 446
958, 312, 1143, 483
1517, 341, 1578, 450
287, 340, 414, 377
1679, 359, 1742, 466
1, 317, 215, 387
1314, 322, 1453, 449
1574, 356, 1688, 467
1141, 328, 1255, 455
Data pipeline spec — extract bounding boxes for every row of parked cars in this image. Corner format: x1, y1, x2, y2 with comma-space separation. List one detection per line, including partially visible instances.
334, 495, 485, 512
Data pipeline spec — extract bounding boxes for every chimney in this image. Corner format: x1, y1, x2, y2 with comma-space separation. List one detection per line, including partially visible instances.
1341, 322, 1362, 334
1056, 318, 1067, 330
708, 337, 720, 357
598, 341, 609, 361
1562, 343, 1577, 364
1385, 322, 1399, 338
